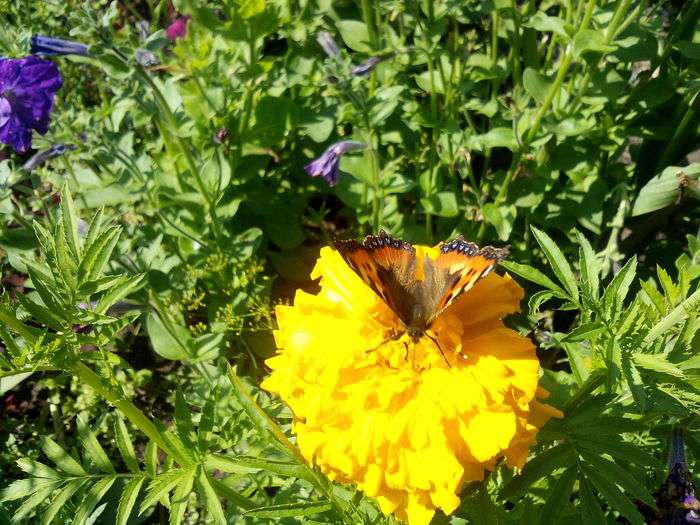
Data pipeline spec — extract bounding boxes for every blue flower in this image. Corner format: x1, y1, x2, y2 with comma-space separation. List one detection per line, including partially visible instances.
0, 56, 63, 153
351, 53, 394, 76
304, 140, 366, 186
22, 143, 75, 171
316, 31, 340, 58
30, 35, 90, 57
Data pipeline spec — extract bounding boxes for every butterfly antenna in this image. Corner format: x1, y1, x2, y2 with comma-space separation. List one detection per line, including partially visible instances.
427, 332, 452, 368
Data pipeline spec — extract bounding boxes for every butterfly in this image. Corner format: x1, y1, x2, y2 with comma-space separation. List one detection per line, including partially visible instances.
334, 230, 509, 341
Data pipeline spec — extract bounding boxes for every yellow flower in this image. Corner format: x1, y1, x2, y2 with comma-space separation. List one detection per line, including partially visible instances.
262, 245, 562, 525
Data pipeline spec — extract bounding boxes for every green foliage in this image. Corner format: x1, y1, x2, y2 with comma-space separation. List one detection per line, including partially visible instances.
1, 0, 699, 523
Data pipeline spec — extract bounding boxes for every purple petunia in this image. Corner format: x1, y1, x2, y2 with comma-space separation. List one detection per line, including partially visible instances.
30, 35, 90, 57
166, 16, 191, 41
304, 140, 366, 186
0, 56, 63, 153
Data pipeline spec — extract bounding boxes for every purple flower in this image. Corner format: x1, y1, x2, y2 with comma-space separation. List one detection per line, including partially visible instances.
316, 31, 340, 58
166, 16, 191, 41
22, 142, 75, 171
304, 140, 366, 186
351, 53, 394, 76
30, 35, 90, 57
0, 56, 62, 153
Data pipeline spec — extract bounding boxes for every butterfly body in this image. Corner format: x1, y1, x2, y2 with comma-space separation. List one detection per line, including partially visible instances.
334, 231, 509, 343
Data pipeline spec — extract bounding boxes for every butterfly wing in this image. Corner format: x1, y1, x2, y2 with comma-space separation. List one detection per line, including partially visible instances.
421, 236, 509, 325
333, 231, 418, 325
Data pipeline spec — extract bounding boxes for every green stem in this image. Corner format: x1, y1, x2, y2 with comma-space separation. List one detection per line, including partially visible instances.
644, 287, 700, 345
656, 89, 700, 170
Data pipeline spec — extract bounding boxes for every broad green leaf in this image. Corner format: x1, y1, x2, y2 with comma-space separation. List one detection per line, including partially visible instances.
72, 476, 116, 525
60, 184, 81, 260
116, 477, 145, 525
530, 226, 578, 300
539, 467, 577, 525
244, 501, 333, 518
580, 462, 645, 525
77, 415, 116, 474
41, 437, 86, 476
145, 312, 191, 360
573, 29, 617, 58
336, 20, 372, 53
41, 479, 86, 525
195, 469, 226, 525
522, 12, 571, 38
632, 164, 700, 216
114, 415, 140, 474
169, 469, 195, 525
523, 68, 552, 105
420, 192, 459, 218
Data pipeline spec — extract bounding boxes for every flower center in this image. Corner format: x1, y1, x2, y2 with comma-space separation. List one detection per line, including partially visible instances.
0, 95, 11, 128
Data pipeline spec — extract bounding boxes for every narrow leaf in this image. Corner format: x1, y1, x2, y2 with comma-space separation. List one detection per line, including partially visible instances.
72, 476, 116, 525
500, 444, 575, 498
140, 469, 187, 513
41, 437, 86, 476
602, 257, 637, 319
633, 353, 685, 378
11, 481, 62, 524
580, 462, 645, 525
195, 469, 226, 525
114, 415, 140, 474
560, 322, 605, 343
204, 454, 314, 482
499, 260, 567, 296
577, 230, 600, 303
578, 476, 606, 524
116, 476, 145, 525
41, 479, 87, 525
16, 458, 60, 479
169, 469, 195, 525
530, 226, 579, 300
95, 273, 144, 314
245, 500, 333, 518
60, 184, 81, 260
77, 415, 116, 474
538, 467, 577, 525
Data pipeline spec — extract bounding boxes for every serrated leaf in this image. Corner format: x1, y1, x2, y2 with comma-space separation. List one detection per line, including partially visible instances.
25, 264, 63, 314
114, 415, 140, 474
116, 477, 145, 525
169, 469, 195, 525
41, 479, 87, 525
500, 444, 575, 498
140, 469, 188, 513
245, 500, 333, 518
195, 469, 226, 525
602, 257, 637, 319
579, 476, 606, 524
580, 462, 645, 525
41, 437, 86, 476
11, 481, 62, 523
500, 260, 567, 295
539, 466, 576, 525
578, 451, 655, 507
577, 231, 600, 303
175, 390, 197, 451
60, 184, 81, 260
83, 208, 104, 251
15, 294, 64, 331
0, 478, 58, 502
73, 476, 116, 525
640, 280, 667, 314
204, 454, 314, 482
560, 322, 605, 342
573, 434, 655, 466
145, 441, 158, 478
77, 226, 121, 283
95, 273, 144, 314
530, 226, 579, 300
77, 415, 116, 474
16, 458, 60, 479
198, 383, 219, 453
633, 353, 685, 377
54, 220, 78, 290
622, 353, 647, 412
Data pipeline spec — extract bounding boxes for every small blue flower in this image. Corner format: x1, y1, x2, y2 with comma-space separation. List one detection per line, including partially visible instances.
30, 35, 90, 57
351, 53, 394, 76
316, 31, 340, 58
304, 140, 366, 186
22, 143, 75, 171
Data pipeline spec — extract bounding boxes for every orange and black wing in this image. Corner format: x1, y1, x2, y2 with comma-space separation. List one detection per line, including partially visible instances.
422, 236, 509, 325
333, 230, 417, 325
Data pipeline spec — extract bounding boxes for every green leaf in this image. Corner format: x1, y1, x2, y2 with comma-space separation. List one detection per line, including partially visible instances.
573, 29, 617, 58
25, 264, 63, 314
72, 476, 116, 525
204, 454, 314, 482
114, 415, 140, 474
175, 389, 197, 451
523, 12, 570, 38
11, 481, 62, 524
54, 220, 77, 290
523, 68, 552, 105
198, 383, 219, 453
580, 462, 645, 525
602, 256, 637, 319
145, 312, 191, 361
578, 451, 655, 507
500, 260, 567, 296
169, 469, 195, 525
16, 458, 60, 479
632, 353, 685, 377
420, 192, 459, 218
632, 164, 700, 216
140, 469, 187, 513
622, 353, 647, 412
195, 469, 226, 525
500, 444, 575, 498
145, 441, 158, 478
77, 415, 116, 474
15, 294, 63, 331
245, 501, 333, 518
83, 208, 104, 252
95, 273, 145, 314
0, 478, 58, 502
578, 476, 606, 524
336, 20, 372, 53
530, 226, 578, 300
577, 230, 600, 303
560, 322, 605, 342
116, 477, 145, 525
573, 434, 656, 466
539, 467, 576, 525
60, 184, 81, 261
41, 437, 86, 476
41, 479, 86, 525
77, 226, 121, 283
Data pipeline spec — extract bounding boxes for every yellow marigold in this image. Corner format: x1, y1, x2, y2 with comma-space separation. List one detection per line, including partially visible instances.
261, 245, 562, 525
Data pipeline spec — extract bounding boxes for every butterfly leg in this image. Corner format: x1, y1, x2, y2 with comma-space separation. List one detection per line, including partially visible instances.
427, 333, 452, 368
